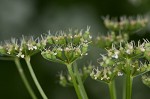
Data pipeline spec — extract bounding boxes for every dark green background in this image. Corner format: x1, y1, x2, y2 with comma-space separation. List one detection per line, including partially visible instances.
0, 0, 150, 99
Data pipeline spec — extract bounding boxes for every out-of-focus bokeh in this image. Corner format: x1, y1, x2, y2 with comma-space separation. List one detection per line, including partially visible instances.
0, 0, 150, 99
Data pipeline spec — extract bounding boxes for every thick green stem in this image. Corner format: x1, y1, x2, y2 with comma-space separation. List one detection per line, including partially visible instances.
125, 74, 133, 99
14, 58, 37, 99
123, 59, 133, 99
66, 63, 82, 99
108, 80, 117, 99
73, 62, 88, 99
25, 56, 48, 99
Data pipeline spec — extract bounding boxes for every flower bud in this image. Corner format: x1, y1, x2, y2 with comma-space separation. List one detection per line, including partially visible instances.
56, 47, 63, 58
73, 34, 82, 45
0, 46, 6, 55
66, 34, 73, 44
83, 31, 92, 42
59, 74, 68, 87
81, 43, 88, 54
64, 47, 73, 61
142, 74, 150, 88
47, 35, 53, 44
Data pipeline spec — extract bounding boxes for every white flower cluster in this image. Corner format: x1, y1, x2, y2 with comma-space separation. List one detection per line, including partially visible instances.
0, 36, 46, 59
41, 28, 92, 65
90, 67, 121, 83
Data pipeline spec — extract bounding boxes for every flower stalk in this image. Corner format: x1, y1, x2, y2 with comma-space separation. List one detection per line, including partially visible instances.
125, 74, 133, 99
73, 62, 88, 99
25, 56, 48, 99
66, 63, 82, 99
0, 57, 37, 99
108, 80, 117, 99
14, 58, 38, 99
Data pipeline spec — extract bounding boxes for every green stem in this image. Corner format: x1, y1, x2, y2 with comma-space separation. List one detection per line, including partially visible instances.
125, 74, 133, 99
14, 58, 37, 99
25, 56, 48, 99
66, 63, 82, 99
73, 62, 88, 99
108, 80, 117, 99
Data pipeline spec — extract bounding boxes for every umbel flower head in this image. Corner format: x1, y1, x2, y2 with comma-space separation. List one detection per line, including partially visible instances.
102, 41, 150, 77
91, 40, 150, 83
103, 15, 148, 32
46, 27, 92, 46
94, 31, 128, 48
142, 74, 150, 88
59, 72, 73, 87
41, 28, 92, 65
90, 66, 123, 83
0, 36, 46, 58
90, 52, 123, 83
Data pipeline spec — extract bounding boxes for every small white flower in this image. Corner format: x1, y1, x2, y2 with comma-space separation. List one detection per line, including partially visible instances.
65, 47, 72, 52
68, 76, 72, 81
126, 49, 131, 54
16, 52, 25, 58
19, 48, 23, 51
83, 40, 88, 43
112, 54, 118, 59
33, 46, 37, 50
94, 76, 97, 80
21, 54, 25, 58
140, 47, 145, 52
53, 52, 57, 55
85, 53, 88, 55
70, 36, 73, 38
89, 35, 92, 39
57, 48, 63, 51
7, 51, 11, 54
118, 72, 123, 76
137, 68, 140, 71
107, 77, 110, 80
100, 77, 104, 80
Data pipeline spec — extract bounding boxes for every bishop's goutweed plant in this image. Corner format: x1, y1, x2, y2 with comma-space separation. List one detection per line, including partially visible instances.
0, 15, 150, 99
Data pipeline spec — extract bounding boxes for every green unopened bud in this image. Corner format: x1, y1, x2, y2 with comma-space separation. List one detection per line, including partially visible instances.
74, 47, 82, 57
0, 46, 6, 54
41, 50, 51, 59
144, 44, 150, 60
58, 36, 66, 45
142, 74, 150, 88
64, 47, 73, 62
7, 45, 15, 55
56, 47, 63, 58
52, 36, 59, 44
59, 74, 68, 87
83, 31, 92, 42
73, 34, 82, 45
66, 34, 73, 44
81, 43, 88, 54
47, 36, 53, 44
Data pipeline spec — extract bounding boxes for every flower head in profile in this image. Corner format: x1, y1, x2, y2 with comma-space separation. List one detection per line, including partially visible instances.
94, 32, 128, 48
0, 35, 46, 59
103, 15, 148, 32
142, 74, 150, 88
90, 66, 122, 83
41, 28, 92, 65
103, 41, 150, 77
